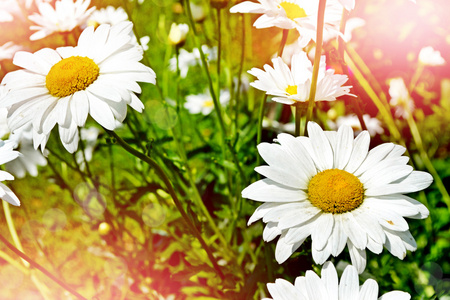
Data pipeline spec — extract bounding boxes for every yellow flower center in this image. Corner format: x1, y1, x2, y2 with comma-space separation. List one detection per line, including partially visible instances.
279, 2, 307, 20
203, 100, 214, 107
286, 85, 298, 95
46, 56, 100, 98
308, 169, 364, 214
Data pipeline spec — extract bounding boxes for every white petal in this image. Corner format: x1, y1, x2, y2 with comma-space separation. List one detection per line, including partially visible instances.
311, 213, 334, 251
275, 232, 304, 264
339, 264, 359, 300
359, 279, 379, 300
378, 291, 411, 300
334, 125, 354, 169
348, 240, 367, 274
0, 183, 20, 206
307, 122, 333, 171
242, 178, 307, 202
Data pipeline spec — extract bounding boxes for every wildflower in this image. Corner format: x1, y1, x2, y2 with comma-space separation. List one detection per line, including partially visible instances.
248, 51, 353, 105
168, 23, 189, 46
243, 122, 432, 273
184, 89, 230, 115
0, 139, 21, 206
169, 45, 217, 78
87, 5, 128, 27
264, 261, 411, 300
230, 0, 343, 47
388, 78, 414, 119
0, 42, 22, 61
418, 46, 445, 66
0, 22, 156, 153
28, 0, 96, 40
328, 114, 384, 137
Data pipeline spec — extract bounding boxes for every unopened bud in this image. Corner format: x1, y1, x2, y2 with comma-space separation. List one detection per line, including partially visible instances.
168, 23, 189, 46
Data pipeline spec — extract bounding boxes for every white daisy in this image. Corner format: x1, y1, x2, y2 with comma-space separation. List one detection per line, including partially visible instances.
169, 45, 217, 78
87, 5, 128, 27
0, 21, 156, 153
249, 51, 353, 105
28, 0, 96, 40
264, 261, 411, 300
328, 114, 384, 137
0, 42, 23, 61
230, 0, 343, 47
388, 77, 414, 119
418, 46, 445, 66
242, 121, 432, 273
0, 139, 21, 206
184, 89, 230, 115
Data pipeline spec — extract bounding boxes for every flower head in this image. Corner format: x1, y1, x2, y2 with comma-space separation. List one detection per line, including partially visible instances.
0, 21, 156, 153
87, 5, 128, 27
418, 46, 445, 66
264, 261, 411, 300
328, 114, 384, 137
388, 77, 414, 119
0, 42, 23, 61
168, 23, 189, 46
249, 51, 353, 105
0, 139, 21, 206
230, 0, 343, 47
184, 89, 230, 115
28, 0, 96, 40
243, 122, 432, 273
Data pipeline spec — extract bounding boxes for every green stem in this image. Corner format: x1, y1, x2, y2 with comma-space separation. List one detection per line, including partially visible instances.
305, 0, 327, 134
295, 103, 302, 136
216, 8, 222, 96
0, 233, 88, 300
106, 130, 226, 280
337, 8, 367, 132
278, 29, 289, 57
406, 115, 450, 210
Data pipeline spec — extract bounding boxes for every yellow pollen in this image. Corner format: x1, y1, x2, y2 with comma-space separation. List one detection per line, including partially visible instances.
308, 169, 364, 214
286, 85, 298, 95
46, 56, 99, 98
203, 100, 214, 107
279, 2, 307, 20
387, 220, 394, 225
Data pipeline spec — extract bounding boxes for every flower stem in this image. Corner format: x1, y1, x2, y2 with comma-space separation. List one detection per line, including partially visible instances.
405, 115, 450, 210
295, 103, 302, 136
278, 29, 289, 57
305, 0, 327, 135
0, 232, 88, 300
337, 8, 367, 132
105, 130, 226, 280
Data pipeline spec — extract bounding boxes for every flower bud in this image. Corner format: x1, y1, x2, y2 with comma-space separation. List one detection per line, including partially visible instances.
168, 23, 189, 46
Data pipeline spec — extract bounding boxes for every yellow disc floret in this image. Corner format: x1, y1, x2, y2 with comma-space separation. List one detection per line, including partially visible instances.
308, 169, 364, 214
279, 2, 307, 20
286, 85, 298, 95
46, 56, 100, 98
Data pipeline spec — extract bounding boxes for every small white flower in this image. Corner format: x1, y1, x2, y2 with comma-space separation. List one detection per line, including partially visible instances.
0, 139, 21, 206
328, 114, 384, 137
230, 0, 343, 47
418, 46, 445, 66
0, 42, 23, 61
87, 5, 128, 26
388, 77, 414, 119
243, 122, 432, 273
75, 126, 100, 168
28, 0, 96, 40
249, 51, 353, 105
169, 45, 217, 78
264, 261, 411, 300
168, 23, 189, 45
185, 89, 230, 115
0, 22, 156, 153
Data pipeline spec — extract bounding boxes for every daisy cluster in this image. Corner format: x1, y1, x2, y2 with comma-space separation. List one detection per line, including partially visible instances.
229, 0, 439, 298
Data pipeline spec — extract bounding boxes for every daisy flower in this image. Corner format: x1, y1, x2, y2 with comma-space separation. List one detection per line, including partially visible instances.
169, 45, 217, 78
87, 5, 128, 27
328, 114, 384, 137
28, 0, 96, 40
264, 261, 411, 300
0, 42, 23, 61
0, 21, 156, 153
0, 139, 21, 206
4, 125, 47, 179
242, 122, 432, 273
230, 0, 343, 47
249, 51, 353, 105
418, 46, 445, 66
184, 89, 230, 115
388, 77, 414, 119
